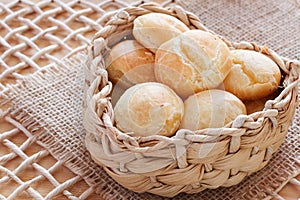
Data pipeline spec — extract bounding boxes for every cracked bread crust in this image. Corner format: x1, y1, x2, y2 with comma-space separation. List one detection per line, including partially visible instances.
114, 82, 184, 137
106, 40, 156, 88
155, 30, 232, 99
180, 89, 247, 130
132, 13, 189, 53
223, 50, 281, 101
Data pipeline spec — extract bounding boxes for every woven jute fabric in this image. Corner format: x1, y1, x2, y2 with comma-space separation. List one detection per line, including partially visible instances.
0, 0, 299, 199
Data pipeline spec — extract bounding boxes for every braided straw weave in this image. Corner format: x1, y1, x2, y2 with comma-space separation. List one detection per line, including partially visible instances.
83, 3, 300, 197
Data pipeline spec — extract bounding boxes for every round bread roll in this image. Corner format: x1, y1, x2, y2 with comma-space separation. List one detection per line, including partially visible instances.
106, 40, 156, 88
181, 89, 247, 130
223, 50, 281, 101
155, 30, 232, 98
114, 82, 184, 137
133, 13, 189, 53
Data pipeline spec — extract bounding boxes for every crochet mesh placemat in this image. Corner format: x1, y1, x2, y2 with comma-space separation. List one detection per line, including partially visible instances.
0, 0, 299, 199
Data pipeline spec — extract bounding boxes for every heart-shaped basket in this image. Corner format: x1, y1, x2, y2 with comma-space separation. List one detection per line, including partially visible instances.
82, 3, 299, 197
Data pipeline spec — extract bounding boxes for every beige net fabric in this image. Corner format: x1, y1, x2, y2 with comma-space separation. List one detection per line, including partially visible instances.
0, 0, 299, 199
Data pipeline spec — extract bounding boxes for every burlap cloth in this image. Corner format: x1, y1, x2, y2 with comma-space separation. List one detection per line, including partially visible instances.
0, 0, 299, 199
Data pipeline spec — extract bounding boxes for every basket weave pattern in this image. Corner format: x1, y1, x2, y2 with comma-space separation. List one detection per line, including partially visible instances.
83, 3, 300, 197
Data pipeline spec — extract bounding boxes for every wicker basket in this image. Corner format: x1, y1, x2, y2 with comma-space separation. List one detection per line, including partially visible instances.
83, 3, 300, 197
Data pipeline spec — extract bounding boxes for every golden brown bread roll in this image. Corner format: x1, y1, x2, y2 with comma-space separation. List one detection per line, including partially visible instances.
223, 50, 281, 101
155, 30, 232, 98
180, 89, 247, 130
106, 40, 156, 88
132, 13, 189, 53
114, 82, 184, 137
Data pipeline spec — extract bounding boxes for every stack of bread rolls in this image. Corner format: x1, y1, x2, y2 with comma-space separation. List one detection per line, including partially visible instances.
106, 13, 281, 137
